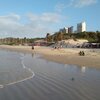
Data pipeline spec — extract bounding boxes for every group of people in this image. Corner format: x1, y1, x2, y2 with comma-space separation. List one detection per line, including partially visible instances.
79, 51, 85, 56
53, 45, 62, 49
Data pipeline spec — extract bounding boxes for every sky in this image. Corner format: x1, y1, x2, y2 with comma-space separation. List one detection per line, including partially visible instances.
0, 0, 99, 38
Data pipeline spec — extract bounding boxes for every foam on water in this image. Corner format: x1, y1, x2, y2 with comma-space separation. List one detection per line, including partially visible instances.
0, 85, 4, 88
0, 53, 35, 88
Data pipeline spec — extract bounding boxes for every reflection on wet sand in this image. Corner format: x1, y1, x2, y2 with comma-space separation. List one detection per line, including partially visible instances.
0, 50, 100, 100
32, 53, 34, 58
81, 66, 86, 73
0, 51, 35, 88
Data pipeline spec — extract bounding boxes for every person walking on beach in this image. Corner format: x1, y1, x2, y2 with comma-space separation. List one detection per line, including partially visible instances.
32, 45, 34, 50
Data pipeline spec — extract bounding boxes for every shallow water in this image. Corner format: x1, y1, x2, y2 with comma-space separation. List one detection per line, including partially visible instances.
0, 49, 100, 100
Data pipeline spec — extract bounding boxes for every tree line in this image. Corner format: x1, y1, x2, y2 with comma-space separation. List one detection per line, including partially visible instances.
0, 31, 100, 45
46, 31, 100, 43
0, 37, 44, 45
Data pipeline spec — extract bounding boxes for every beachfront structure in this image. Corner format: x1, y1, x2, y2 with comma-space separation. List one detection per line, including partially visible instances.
68, 26, 73, 33
82, 43, 100, 48
59, 27, 68, 33
77, 22, 86, 33
59, 26, 73, 34
64, 27, 68, 33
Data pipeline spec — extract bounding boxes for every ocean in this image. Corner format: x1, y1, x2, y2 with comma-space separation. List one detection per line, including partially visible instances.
0, 49, 100, 100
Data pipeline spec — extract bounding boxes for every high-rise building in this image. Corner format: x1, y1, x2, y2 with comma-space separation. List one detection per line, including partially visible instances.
59, 26, 73, 34
63, 27, 68, 33
68, 26, 73, 33
59, 27, 68, 33
77, 22, 86, 33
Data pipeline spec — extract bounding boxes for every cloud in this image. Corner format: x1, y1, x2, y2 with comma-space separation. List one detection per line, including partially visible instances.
27, 12, 63, 23
0, 14, 20, 25
69, 0, 98, 8
0, 13, 64, 38
54, 0, 97, 11
55, 3, 66, 12
0, 14, 22, 37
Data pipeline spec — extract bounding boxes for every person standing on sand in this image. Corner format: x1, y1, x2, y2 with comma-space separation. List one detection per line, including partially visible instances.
32, 45, 34, 50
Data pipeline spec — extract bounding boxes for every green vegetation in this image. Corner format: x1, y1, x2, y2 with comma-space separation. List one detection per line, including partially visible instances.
0, 37, 44, 45
0, 31, 100, 45
46, 31, 100, 43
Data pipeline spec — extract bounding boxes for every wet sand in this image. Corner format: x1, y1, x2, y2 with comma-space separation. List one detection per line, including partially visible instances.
0, 50, 100, 100
0, 45, 100, 68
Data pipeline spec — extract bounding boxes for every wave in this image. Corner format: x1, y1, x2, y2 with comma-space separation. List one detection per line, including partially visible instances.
0, 85, 4, 88
0, 53, 35, 88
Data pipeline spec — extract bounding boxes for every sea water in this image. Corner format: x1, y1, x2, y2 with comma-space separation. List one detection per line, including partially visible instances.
0, 49, 100, 100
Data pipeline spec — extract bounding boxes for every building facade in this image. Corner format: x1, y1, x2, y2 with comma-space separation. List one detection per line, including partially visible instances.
77, 22, 86, 33
59, 27, 68, 33
59, 26, 73, 34
68, 26, 73, 33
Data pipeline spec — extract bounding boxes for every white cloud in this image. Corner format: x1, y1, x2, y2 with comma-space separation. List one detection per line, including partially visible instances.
54, 0, 97, 10
69, 0, 97, 8
55, 3, 66, 12
0, 13, 64, 38
0, 14, 22, 35
0, 14, 20, 25
27, 12, 63, 23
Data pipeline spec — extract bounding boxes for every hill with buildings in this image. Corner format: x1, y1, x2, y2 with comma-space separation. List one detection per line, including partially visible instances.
0, 22, 100, 47
46, 22, 100, 43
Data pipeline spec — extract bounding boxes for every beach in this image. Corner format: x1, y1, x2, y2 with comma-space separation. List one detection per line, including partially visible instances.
0, 45, 100, 100
0, 45, 100, 68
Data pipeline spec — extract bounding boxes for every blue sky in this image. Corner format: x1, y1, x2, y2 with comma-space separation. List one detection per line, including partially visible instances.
0, 0, 99, 38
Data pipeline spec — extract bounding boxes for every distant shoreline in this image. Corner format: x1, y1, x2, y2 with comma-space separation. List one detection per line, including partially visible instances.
0, 45, 100, 69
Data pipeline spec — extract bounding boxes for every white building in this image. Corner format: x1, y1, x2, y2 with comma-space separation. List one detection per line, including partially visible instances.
59, 27, 68, 33
64, 27, 68, 33
77, 22, 86, 33
59, 26, 73, 34
68, 26, 73, 33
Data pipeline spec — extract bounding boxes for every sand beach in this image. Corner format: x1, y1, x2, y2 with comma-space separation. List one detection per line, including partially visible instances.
0, 45, 100, 68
